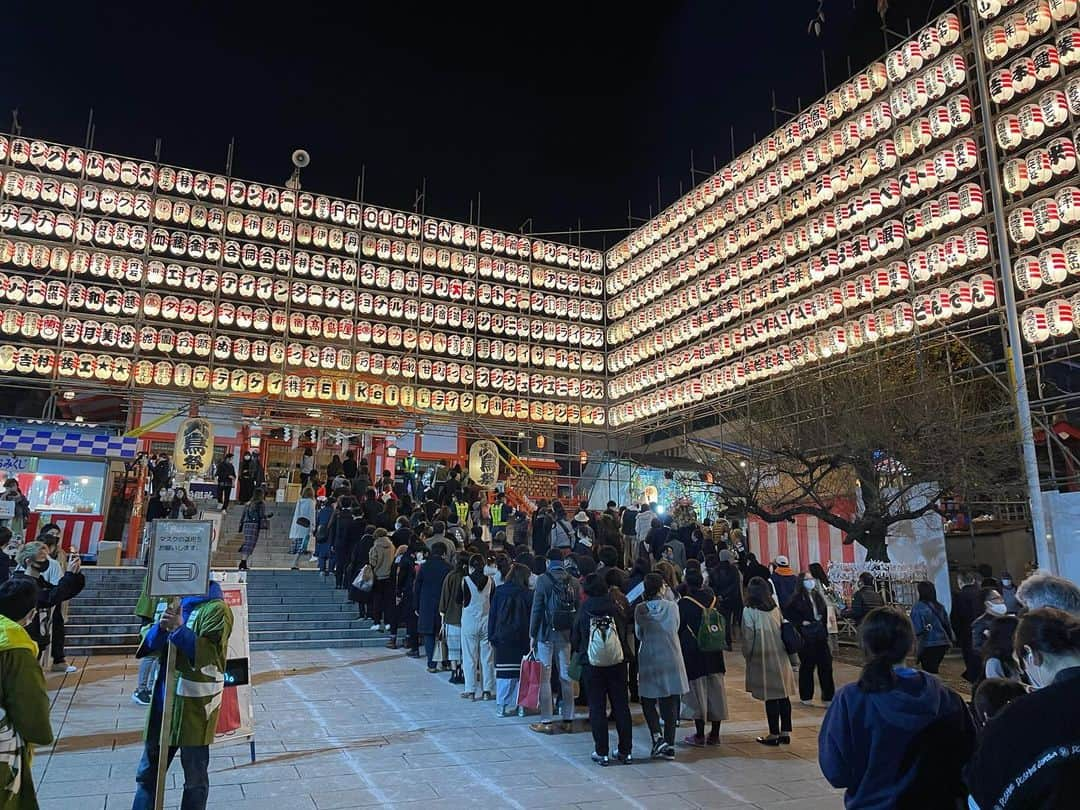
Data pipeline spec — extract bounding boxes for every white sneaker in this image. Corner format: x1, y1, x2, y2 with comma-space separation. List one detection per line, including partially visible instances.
799, 699, 817, 707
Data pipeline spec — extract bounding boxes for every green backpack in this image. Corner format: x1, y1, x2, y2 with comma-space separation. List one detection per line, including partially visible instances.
685, 596, 726, 652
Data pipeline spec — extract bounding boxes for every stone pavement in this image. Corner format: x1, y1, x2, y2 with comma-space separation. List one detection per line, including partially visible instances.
33, 648, 853, 809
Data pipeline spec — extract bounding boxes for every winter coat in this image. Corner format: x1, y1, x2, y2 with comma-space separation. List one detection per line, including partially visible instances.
708, 562, 743, 611
951, 584, 983, 645
635, 510, 655, 542
439, 570, 467, 626
489, 582, 533, 649
820, 668, 974, 809
910, 600, 954, 654
528, 563, 580, 645
848, 585, 885, 625
12, 568, 85, 657
784, 588, 831, 645
414, 556, 450, 635
620, 509, 639, 536
369, 535, 394, 580
965, 666, 1080, 810
677, 587, 727, 681
741, 606, 796, 701
770, 567, 798, 607
634, 597, 689, 698
663, 537, 687, 569
392, 551, 416, 603
137, 583, 233, 747
0, 615, 52, 810
289, 497, 316, 541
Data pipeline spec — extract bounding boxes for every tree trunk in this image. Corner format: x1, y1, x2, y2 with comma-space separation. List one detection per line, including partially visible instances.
861, 524, 890, 562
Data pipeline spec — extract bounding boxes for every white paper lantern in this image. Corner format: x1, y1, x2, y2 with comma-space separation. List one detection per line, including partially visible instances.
1021, 307, 1050, 343
984, 25, 1009, 60
1004, 159, 1031, 194
996, 114, 1023, 150
1033, 197, 1061, 235
1015, 255, 1043, 291
1040, 247, 1069, 286
1019, 104, 1046, 140
1047, 299, 1075, 336
1008, 207, 1037, 243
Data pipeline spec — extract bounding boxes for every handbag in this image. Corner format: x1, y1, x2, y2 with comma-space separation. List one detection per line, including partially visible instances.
518, 652, 543, 711
295, 516, 312, 529
781, 619, 804, 655
353, 564, 375, 592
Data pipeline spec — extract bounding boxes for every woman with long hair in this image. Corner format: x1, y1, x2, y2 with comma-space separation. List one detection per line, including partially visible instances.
289, 486, 316, 569
909, 580, 955, 674
783, 571, 835, 707
819, 607, 974, 808
237, 488, 269, 571
489, 563, 533, 717
981, 615, 1024, 684
677, 567, 728, 747
460, 553, 496, 701
655, 560, 681, 600
741, 576, 797, 745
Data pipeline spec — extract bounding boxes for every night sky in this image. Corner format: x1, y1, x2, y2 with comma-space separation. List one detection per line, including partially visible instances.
2, 0, 938, 248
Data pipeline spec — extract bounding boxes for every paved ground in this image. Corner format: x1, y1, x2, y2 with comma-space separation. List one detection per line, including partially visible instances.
34, 648, 853, 809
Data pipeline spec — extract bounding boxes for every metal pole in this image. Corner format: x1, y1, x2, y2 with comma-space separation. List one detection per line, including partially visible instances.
154, 600, 179, 810
967, 0, 1050, 567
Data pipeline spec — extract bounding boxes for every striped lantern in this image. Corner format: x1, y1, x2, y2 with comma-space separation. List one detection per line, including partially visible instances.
1047, 299, 1075, 336
1021, 307, 1050, 343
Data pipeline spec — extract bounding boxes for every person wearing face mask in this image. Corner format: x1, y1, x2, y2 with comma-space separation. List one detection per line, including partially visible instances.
12, 541, 84, 668
783, 571, 835, 707
0, 578, 55, 808
971, 589, 1008, 662
998, 572, 1020, 614
167, 488, 198, 520
965, 608, 1080, 809
237, 451, 256, 505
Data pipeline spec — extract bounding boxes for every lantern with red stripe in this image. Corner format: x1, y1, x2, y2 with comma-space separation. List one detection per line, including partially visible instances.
1016, 255, 1043, 292
1008, 207, 1037, 244
1033, 197, 1062, 236
1047, 299, 1075, 336
996, 114, 1023, 150
1056, 187, 1080, 225
1022, 307, 1050, 343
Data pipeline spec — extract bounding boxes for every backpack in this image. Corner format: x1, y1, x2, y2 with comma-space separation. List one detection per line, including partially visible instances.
685, 596, 726, 652
550, 519, 573, 548
587, 615, 624, 667
545, 571, 577, 632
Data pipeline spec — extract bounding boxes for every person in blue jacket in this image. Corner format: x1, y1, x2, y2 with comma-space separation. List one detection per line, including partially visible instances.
818, 606, 974, 809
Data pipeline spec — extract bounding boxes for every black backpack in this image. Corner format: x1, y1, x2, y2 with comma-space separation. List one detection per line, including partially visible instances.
545, 571, 577, 632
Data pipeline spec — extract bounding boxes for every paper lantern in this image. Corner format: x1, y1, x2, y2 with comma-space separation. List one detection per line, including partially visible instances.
1022, 307, 1050, 343
1015, 255, 1043, 291
1047, 299, 1075, 336
1033, 198, 1062, 235
1008, 207, 1037, 243
984, 25, 1009, 60
996, 115, 1023, 150
1040, 90, 1069, 127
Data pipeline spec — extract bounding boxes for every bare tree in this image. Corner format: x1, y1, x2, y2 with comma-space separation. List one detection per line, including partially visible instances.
699, 341, 1020, 561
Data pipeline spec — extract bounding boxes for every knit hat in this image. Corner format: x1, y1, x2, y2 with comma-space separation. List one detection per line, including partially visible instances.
573, 511, 589, 523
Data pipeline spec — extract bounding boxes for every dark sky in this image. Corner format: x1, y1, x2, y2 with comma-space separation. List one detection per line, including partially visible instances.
2, 0, 938, 248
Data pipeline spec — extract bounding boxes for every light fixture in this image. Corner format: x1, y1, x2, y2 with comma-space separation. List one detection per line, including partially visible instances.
62, 391, 76, 400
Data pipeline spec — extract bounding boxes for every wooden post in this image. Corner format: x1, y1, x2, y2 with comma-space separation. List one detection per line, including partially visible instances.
154, 598, 179, 810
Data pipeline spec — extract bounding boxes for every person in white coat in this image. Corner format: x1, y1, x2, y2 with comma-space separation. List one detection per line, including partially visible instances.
460, 553, 496, 701
289, 487, 316, 569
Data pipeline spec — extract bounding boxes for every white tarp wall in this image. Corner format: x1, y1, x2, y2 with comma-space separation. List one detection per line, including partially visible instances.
880, 484, 952, 614
1040, 491, 1080, 585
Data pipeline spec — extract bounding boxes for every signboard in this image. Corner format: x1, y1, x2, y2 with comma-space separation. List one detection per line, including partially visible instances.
468, 440, 500, 490
213, 575, 255, 749
147, 520, 213, 599
174, 418, 214, 478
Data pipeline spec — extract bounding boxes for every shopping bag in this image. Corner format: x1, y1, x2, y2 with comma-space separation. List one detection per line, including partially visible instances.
214, 686, 241, 735
518, 652, 542, 711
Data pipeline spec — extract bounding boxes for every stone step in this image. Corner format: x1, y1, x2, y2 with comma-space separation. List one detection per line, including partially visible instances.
249, 628, 398, 643
70, 643, 140, 656
66, 622, 145, 636
247, 594, 347, 606
66, 632, 141, 648
68, 605, 146, 617
250, 637, 397, 651
248, 619, 369, 632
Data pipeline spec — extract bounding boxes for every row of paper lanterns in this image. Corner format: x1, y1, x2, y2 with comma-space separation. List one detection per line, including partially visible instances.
0, 314, 604, 399
1003, 135, 1078, 194
608, 269, 998, 426
1021, 297, 1080, 341
607, 140, 983, 346
608, 49, 968, 293
0, 281, 608, 366
609, 225, 991, 375
0, 173, 603, 294
1006, 185, 1080, 243
0, 242, 603, 327
1014, 240, 1080, 290
0, 214, 604, 324
607, 11, 962, 271
988, 35, 1079, 107
0, 137, 602, 273
607, 127, 978, 324
610, 209, 989, 365
0, 197, 605, 298
609, 224, 992, 393
981, 0, 1073, 62
0, 343, 608, 425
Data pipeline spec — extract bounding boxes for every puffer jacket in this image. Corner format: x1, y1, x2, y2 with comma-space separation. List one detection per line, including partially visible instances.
368, 534, 395, 580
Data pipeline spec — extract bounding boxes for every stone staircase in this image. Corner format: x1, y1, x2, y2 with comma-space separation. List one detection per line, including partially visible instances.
247, 570, 401, 651
63, 566, 400, 656
210, 502, 320, 570
65, 566, 146, 657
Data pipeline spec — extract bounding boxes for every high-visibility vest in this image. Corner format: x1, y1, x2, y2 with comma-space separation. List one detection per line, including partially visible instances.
404, 456, 417, 473
491, 503, 506, 527
455, 501, 469, 525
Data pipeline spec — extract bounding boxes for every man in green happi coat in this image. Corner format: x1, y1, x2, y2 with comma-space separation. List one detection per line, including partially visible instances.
131, 580, 232, 810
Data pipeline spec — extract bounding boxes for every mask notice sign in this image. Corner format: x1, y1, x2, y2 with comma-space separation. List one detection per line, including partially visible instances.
147, 519, 213, 599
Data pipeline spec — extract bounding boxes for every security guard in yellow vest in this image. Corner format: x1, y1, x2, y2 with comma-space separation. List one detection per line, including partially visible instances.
402, 451, 419, 497
490, 493, 508, 537
454, 497, 470, 529
132, 580, 233, 810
